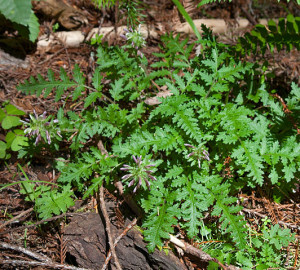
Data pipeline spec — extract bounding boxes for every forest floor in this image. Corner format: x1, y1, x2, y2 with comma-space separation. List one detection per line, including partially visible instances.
0, 0, 300, 269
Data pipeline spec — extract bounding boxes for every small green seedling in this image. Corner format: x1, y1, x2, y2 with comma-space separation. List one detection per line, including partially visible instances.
0, 103, 28, 159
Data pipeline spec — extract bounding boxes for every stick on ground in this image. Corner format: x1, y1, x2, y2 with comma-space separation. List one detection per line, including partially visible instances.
101, 217, 138, 269
99, 185, 122, 270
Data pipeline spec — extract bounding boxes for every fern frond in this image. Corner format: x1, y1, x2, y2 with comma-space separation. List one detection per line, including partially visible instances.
58, 147, 103, 189
113, 126, 184, 157
17, 65, 86, 102
143, 187, 179, 252
175, 176, 213, 238
210, 181, 247, 250
217, 104, 254, 144
83, 176, 104, 199
172, 106, 203, 142
167, 69, 200, 95
237, 15, 300, 55
213, 201, 246, 249
35, 185, 74, 220
148, 95, 203, 142
149, 95, 190, 119
232, 141, 264, 186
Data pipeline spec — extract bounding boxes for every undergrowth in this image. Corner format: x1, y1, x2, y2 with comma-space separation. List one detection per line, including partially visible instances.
2, 13, 299, 269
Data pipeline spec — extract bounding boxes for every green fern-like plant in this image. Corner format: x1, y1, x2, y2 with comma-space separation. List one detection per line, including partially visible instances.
16, 23, 298, 268
237, 15, 300, 55
17, 65, 86, 102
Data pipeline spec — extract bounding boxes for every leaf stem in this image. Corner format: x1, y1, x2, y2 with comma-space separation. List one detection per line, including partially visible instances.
171, 0, 202, 41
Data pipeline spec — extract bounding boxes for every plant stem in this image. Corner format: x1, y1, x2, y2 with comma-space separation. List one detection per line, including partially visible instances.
171, 0, 202, 41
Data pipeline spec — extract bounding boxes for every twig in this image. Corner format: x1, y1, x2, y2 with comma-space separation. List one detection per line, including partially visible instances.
0, 207, 34, 229
294, 239, 298, 268
114, 181, 143, 217
272, 93, 300, 135
0, 212, 82, 235
39, 48, 65, 65
0, 259, 90, 270
53, 35, 72, 69
99, 185, 122, 270
242, 208, 300, 230
0, 242, 51, 262
169, 235, 241, 270
102, 217, 138, 269
240, 7, 257, 25
114, 0, 119, 37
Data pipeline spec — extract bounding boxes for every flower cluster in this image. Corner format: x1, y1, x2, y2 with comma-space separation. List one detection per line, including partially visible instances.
21, 110, 61, 145
120, 155, 157, 193
185, 144, 210, 169
120, 24, 146, 57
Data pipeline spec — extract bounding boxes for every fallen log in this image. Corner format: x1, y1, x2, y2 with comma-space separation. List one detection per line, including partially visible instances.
33, 0, 88, 30
64, 212, 189, 270
37, 18, 270, 49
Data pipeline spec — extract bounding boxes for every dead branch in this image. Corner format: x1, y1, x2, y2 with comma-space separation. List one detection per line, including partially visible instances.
0, 207, 33, 229
0, 212, 82, 235
34, 0, 88, 30
169, 235, 241, 270
0, 241, 51, 262
99, 185, 122, 270
102, 217, 139, 269
240, 7, 257, 25
37, 19, 271, 49
114, 181, 143, 217
0, 259, 90, 270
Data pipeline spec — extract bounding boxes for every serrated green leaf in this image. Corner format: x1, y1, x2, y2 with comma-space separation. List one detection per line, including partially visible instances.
36, 186, 74, 220
236, 251, 252, 267
92, 67, 103, 91
84, 92, 102, 108
83, 177, 104, 199
110, 78, 124, 101
173, 60, 190, 69
126, 102, 145, 123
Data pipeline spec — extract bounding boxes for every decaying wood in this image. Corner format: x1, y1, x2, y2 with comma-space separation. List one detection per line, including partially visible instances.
0, 207, 33, 229
1, 259, 90, 270
0, 242, 89, 269
102, 217, 138, 270
176, 18, 269, 36
37, 18, 270, 49
0, 241, 52, 262
99, 185, 122, 270
34, 0, 88, 29
0, 212, 82, 236
64, 212, 188, 270
169, 235, 241, 270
